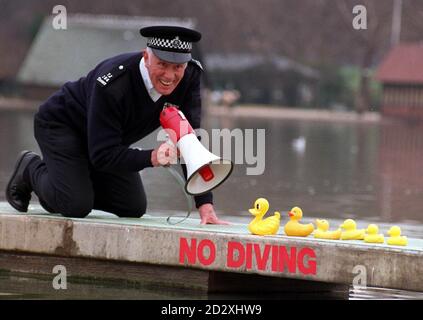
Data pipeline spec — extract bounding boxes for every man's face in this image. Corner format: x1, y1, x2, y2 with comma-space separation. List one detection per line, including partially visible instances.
144, 50, 187, 96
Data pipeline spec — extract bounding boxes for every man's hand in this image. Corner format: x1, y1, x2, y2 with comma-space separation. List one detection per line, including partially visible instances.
198, 203, 231, 225
151, 142, 178, 167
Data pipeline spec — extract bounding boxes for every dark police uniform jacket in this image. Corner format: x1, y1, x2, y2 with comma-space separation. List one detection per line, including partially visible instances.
35, 52, 212, 207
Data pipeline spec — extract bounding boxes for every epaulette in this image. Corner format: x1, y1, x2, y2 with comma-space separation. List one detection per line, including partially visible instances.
96, 64, 126, 87
189, 59, 203, 71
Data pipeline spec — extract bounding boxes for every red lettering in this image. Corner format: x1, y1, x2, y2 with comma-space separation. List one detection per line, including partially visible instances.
226, 241, 245, 268
254, 244, 270, 271
223, 240, 318, 276
246, 243, 252, 269
271, 245, 279, 272
298, 247, 317, 275
279, 246, 297, 273
197, 239, 216, 266
179, 238, 217, 266
179, 237, 197, 264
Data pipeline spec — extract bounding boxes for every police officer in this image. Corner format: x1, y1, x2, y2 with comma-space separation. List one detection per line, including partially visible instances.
5, 26, 229, 225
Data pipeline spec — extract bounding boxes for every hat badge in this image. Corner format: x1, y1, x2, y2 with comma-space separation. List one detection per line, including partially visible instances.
171, 36, 182, 49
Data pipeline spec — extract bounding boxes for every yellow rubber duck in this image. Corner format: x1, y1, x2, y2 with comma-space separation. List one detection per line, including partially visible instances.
248, 198, 281, 236
284, 206, 314, 237
364, 224, 385, 243
340, 219, 365, 240
314, 219, 341, 240
387, 226, 408, 246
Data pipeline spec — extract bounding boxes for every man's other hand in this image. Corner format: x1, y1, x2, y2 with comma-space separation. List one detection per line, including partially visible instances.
198, 203, 231, 225
151, 142, 178, 167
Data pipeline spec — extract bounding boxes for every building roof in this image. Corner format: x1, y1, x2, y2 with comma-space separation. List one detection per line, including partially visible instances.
205, 53, 319, 79
375, 43, 423, 84
17, 14, 195, 86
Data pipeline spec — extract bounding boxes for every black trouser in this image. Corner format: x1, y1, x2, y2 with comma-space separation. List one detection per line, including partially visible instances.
28, 115, 147, 218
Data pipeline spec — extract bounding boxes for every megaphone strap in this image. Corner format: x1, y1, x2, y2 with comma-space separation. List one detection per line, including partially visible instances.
165, 166, 194, 225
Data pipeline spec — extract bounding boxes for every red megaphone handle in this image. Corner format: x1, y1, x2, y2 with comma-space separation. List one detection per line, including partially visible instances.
160, 106, 194, 143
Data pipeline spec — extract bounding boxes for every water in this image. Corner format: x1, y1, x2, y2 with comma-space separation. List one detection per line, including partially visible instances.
0, 271, 208, 300
1, 106, 423, 299
1, 272, 423, 300
1, 108, 423, 228
203, 116, 423, 226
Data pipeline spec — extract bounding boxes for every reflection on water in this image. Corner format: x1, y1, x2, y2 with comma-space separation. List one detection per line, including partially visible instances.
349, 286, 423, 300
1, 109, 423, 228
0, 271, 206, 300
1, 272, 423, 300
208, 116, 423, 226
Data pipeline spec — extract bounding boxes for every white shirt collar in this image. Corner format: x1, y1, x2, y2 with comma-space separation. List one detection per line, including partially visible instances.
139, 57, 162, 102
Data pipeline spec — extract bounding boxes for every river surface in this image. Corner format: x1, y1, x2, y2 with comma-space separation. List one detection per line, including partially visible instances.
0, 107, 422, 299
2, 108, 422, 226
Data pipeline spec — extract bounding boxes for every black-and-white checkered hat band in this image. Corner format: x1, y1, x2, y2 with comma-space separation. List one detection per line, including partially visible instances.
147, 36, 192, 53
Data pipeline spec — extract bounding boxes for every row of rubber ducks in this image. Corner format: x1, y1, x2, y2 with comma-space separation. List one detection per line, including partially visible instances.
247, 198, 408, 246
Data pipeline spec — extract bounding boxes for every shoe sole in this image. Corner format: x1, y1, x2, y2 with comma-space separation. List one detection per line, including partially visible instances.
5, 150, 33, 212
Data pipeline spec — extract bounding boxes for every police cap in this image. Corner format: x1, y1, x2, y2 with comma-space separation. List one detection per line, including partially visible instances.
140, 26, 201, 64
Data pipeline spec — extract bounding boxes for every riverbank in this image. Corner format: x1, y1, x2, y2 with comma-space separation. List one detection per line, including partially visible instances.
0, 96, 381, 123
0, 96, 42, 111
207, 104, 381, 123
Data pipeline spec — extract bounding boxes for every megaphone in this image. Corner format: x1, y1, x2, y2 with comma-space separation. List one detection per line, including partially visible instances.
160, 105, 233, 196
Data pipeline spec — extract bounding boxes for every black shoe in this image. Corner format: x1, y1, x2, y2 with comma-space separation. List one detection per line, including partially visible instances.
5, 150, 40, 212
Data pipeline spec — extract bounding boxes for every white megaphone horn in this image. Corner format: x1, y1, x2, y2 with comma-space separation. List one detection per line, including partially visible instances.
160, 105, 233, 196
